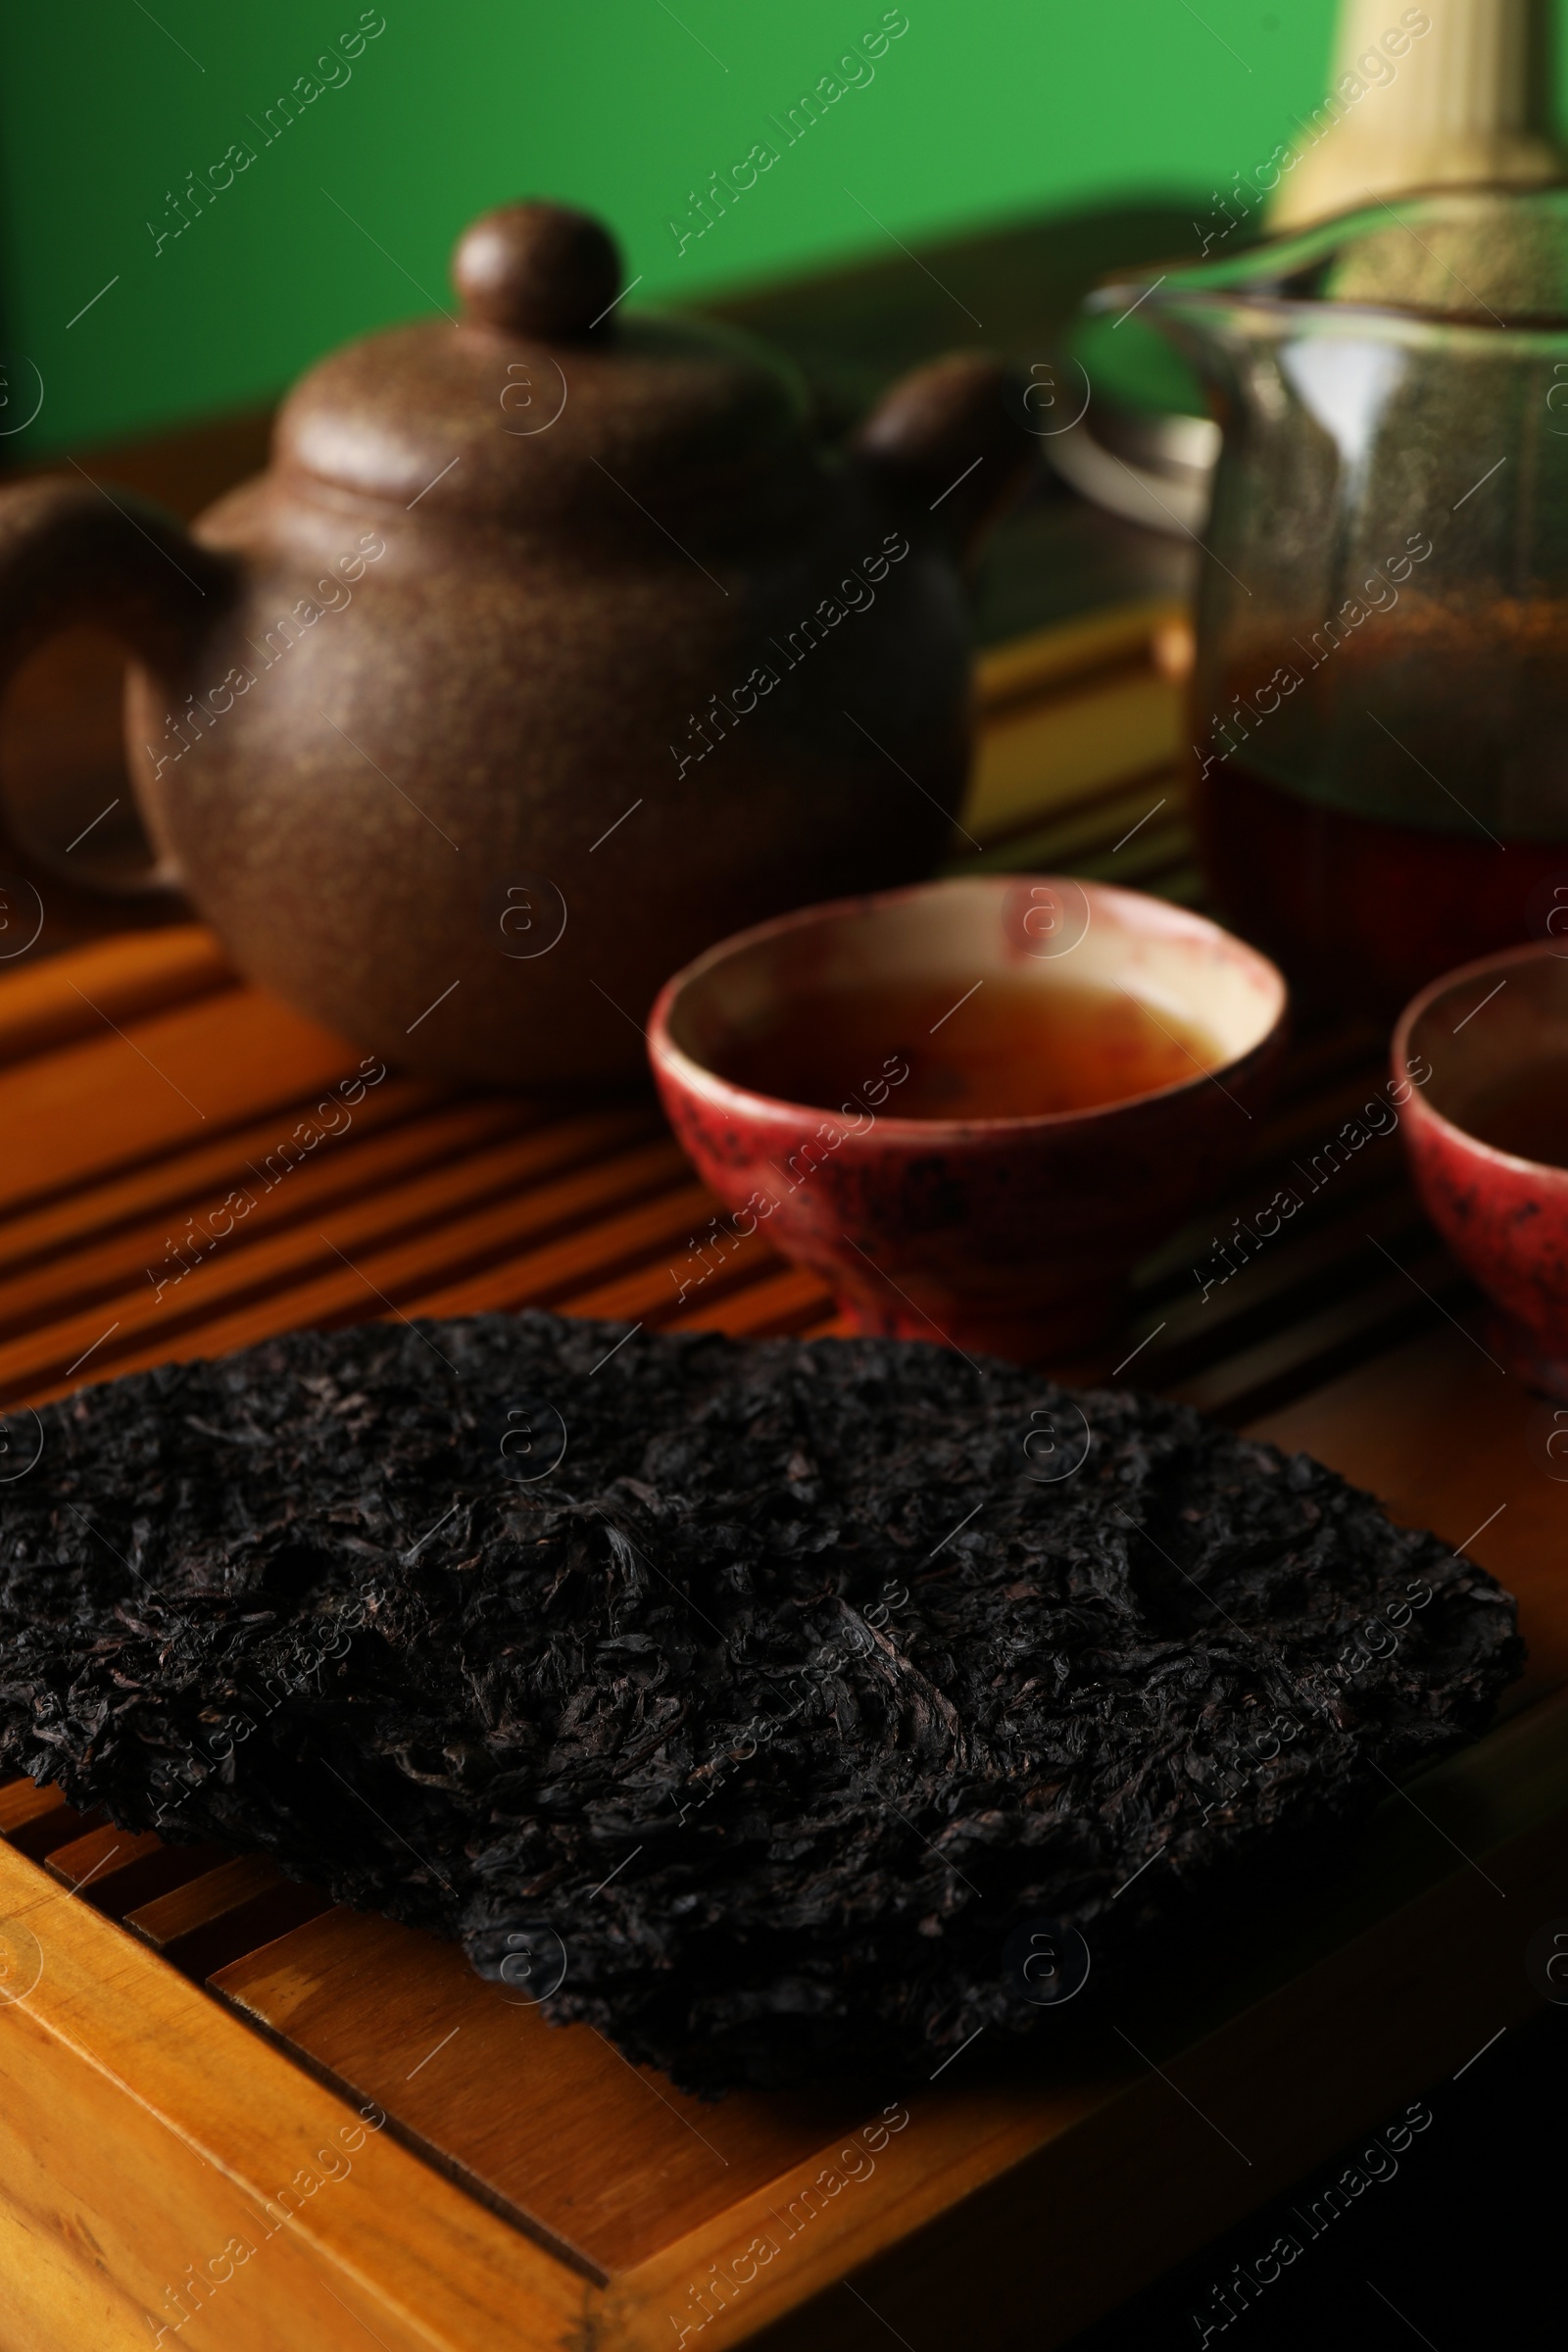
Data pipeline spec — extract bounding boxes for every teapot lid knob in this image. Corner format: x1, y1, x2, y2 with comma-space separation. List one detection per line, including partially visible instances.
453, 202, 622, 340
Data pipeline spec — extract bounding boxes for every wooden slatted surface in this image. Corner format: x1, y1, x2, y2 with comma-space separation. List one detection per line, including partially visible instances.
0, 609, 1425, 1433
2, 606, 1565, 2350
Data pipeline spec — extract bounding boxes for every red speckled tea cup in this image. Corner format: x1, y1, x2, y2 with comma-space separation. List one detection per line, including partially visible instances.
1396, 942, 1568, 1396
648, 875, 1288, 1363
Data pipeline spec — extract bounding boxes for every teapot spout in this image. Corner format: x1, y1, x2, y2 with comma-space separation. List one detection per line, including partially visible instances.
852, 354, 1035, 555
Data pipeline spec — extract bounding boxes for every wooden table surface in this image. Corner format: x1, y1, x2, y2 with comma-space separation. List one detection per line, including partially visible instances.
0, 220, 1562, 2344
0, 595, 1564, 2352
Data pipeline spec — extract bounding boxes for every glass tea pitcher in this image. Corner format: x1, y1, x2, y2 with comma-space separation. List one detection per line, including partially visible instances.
1094, 187, 1568, 1013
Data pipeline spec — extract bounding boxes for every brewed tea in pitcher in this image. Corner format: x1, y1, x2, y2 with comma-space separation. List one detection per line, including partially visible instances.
1097, 189, 1568, 1014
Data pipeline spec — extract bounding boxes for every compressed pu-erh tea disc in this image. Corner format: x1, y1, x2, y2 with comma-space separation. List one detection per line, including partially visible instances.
0, 1313, 1520, 2092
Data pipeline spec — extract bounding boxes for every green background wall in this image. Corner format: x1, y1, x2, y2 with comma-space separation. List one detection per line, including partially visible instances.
4, 1, 1353, 455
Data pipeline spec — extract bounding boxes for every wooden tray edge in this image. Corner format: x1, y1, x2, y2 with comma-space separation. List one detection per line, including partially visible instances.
0, 1841, 587, 2352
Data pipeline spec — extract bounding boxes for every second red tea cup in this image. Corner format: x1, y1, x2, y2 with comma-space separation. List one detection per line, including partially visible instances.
649, 875, 1287, 1363
1396, 942, 1568, 1397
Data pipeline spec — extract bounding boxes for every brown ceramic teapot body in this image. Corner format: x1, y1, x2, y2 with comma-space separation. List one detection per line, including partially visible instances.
0, 204, 1028, 1084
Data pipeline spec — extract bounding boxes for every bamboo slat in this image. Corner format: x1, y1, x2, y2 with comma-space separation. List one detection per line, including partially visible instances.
1, 598, 1563, 2351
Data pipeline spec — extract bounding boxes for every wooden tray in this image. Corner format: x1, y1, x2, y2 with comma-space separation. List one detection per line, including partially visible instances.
1, 612, 1565, 2352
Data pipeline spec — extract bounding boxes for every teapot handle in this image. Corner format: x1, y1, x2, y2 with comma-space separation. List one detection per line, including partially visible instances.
0, 476, 228, 931
851, 354, 1034, 556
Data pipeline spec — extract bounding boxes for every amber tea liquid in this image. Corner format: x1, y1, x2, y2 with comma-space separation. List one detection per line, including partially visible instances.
714, 973, 1221, 1119
1454, 1057, 1568, 1169
1195, 759, 1568, 1017
1195, 613, 1568, 1014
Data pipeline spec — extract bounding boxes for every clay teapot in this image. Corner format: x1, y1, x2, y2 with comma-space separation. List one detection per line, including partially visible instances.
0, 201, 1030, 1084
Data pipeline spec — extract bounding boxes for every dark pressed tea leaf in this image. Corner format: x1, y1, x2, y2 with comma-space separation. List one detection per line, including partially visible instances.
0, 1314, 1519, 2091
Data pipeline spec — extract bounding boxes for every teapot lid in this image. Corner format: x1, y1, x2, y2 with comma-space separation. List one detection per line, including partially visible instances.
272, 201, 815, 524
